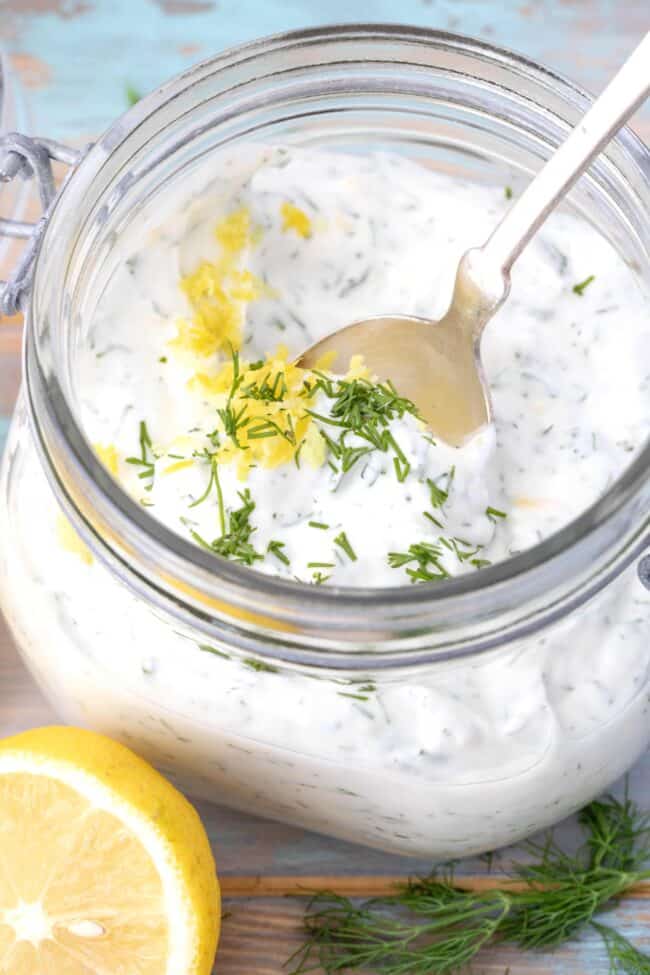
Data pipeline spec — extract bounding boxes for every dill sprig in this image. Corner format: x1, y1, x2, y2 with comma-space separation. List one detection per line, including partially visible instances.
125, 420, 156, 491
592, 923, 650, 974
288, 792, 650, 975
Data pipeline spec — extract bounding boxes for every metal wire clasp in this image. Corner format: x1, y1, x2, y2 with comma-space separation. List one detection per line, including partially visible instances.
0, 133, 85, 316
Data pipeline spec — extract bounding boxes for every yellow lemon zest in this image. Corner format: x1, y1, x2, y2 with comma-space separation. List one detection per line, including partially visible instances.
313, 349, 337, 371
95, 442, 120, 476
280, 201, 312, 238
163, 459, 195, 476
214, 205, 253, 253
56, 513, 93, 565
189, 345, 327, 479
56, 442, 120, 564
346, 354, 372, 381
171, 208, 263, 358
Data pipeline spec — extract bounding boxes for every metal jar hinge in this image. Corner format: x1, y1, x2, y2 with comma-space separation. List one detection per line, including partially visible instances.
639, 554, 650, 592
0, 132, 86, 317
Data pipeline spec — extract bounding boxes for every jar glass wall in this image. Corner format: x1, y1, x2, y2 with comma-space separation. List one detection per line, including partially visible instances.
0, 26, 648, 857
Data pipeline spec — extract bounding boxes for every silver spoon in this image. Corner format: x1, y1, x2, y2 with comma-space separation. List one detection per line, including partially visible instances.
297, 33, 650, 446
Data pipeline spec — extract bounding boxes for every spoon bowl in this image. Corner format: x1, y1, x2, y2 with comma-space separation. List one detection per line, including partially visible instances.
297, 32, 650, 444
298, 250, 508, 447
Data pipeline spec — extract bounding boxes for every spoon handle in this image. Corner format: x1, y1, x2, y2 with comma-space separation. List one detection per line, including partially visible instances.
482, 31, 650, 275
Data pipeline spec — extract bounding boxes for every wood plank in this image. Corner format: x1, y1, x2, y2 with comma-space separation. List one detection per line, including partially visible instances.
219, 874, 650, 898
213, 894, 650, 974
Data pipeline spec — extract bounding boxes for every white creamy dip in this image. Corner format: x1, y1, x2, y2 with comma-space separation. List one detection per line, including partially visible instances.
72, 148, 648, 586
0, 146, 648, 857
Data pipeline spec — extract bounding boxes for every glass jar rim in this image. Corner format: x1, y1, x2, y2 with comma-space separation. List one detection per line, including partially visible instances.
25, 23, 650, 665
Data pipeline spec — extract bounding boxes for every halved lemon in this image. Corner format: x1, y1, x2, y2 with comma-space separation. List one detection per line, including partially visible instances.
0, 726, 220, 974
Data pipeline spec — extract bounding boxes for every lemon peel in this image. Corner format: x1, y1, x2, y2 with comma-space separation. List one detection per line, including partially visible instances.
280, 201, 312, 238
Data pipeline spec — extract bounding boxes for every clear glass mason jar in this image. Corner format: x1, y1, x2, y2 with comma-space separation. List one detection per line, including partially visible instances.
0, 25, 649, 859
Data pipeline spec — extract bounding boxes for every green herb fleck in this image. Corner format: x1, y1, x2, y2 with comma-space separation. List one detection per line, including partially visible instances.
573, 274, 595, 296
427, 468, 455, 509
304, 374, 420, 481
308, 521, 330, 530
486, 506, 507, 523
312, 571, 330, 585
189, 488, 261, 565
334, 531, 357, 562
243, 657, 278, 673
267, 539, 290, 566
198, 644, 230, 660
125, 84, 141, 107
125, 420, 155, 490
388, 541, 449, 583
505, 185, 513, 199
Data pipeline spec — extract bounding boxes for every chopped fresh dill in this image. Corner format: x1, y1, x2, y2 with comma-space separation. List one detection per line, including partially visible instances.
428, 466, 455, 508
288, 791, 650, 975
334, 531, 357, 562
189, 454, 225, 534
217, 402, 250, 448
486, 505, 507, 522
311, 571, 330, 585
158, 355, 168, 364
267, 539, 290, 566
393, 456, 410, 483
388, 541, 449, 583
573, 274, 595, 296
304, 374, 420, 482
198, 644, 230, 660
340, 440, 373, 474
337, 691, 370, 702
243, 657, 278, 673
241, 368, 288, 402
307, 562, 336, 569
505, 185, 513, 199
423, 511, 444, 530
471, 557, 492, 569
308, 521, 330, 530
190, 488, 261, 565
125, 420, 155, 491
247, 415, 296, 444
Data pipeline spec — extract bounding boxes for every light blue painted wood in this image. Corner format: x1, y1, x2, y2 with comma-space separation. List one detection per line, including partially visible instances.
0, 0, 647, 143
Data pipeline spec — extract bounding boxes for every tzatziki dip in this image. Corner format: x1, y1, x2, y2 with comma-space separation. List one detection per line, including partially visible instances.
1, 145, 648, 856
71, 148, 648, 587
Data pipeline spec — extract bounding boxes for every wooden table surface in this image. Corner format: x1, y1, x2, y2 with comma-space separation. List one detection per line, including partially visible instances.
1, 2, 650, 972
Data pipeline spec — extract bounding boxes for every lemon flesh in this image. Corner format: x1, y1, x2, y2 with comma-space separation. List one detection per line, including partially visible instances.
0, 727, 220, 974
